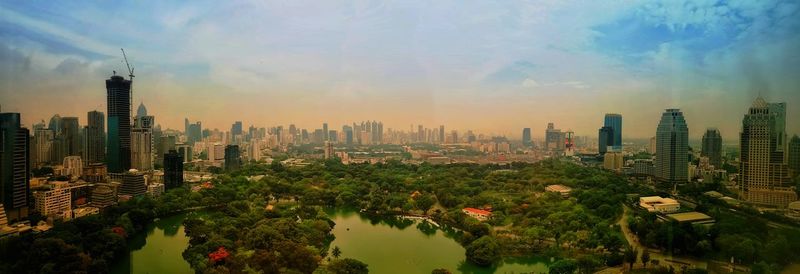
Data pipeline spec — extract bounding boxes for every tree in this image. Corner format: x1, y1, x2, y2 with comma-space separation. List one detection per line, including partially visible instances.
327, 258, 368, 274
641, 249, 650, 268
465, 236, 500, 266
623, 247, 637, 270
331, 246, 342, 259
549, 259, 578, 274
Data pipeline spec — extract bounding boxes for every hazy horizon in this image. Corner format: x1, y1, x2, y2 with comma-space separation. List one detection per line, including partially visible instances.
1, 1, 798, 140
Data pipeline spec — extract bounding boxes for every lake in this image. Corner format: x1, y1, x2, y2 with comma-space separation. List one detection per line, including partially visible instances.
112, 209, 549, 274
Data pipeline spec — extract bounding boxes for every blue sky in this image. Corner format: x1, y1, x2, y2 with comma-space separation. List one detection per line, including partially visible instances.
0, 0, 798, 139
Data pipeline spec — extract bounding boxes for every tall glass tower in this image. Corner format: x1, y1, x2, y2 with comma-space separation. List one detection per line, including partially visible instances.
603, 113, 622, 151
106, 75, 132, 173
701, 128, 722, 169
655, 109, 688, 184
0, 113, 30, 221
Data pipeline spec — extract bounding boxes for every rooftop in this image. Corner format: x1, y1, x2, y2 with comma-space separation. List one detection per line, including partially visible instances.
666, 212, 714, 222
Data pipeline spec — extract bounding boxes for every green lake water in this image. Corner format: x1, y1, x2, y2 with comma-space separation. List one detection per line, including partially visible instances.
112, 209, 548, 274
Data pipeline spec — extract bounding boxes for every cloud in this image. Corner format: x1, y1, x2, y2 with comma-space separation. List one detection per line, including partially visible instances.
521, 78, 540, 88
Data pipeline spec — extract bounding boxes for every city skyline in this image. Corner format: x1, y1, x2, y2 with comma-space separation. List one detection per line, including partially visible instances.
1, 1, 799, 139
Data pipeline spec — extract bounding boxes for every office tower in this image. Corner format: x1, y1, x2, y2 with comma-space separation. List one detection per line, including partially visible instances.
83, 111, 105, 164
328, 130, 338, 143
0, 204, 7, 227
207, 143, 224, 162
789, 135, 800, 177
648, 137, 657, 155
378, 122, 384, 143
48, 114, 62, 133
439, 125, 445, 144
545, 123, 563, 151
370, 121, 378, 143
301, 129, 309, 143
106, 74, 132, 173
118, 171, 147, 197
522, 128, 532, 147
603, 114, 623, 151
343, 125, 354, 145
231, 121, 243, 139
175, 144, 192, 162
768, 103, 787, 152
33, 128, 54, 167
157, 135, 177, 166
598, 126, 613, 154
163, 150, 184, 189
224, 145, 241, 171
324, 141, 334, 159
0, 113, 31, 221
418, 125, 424, 142
184, 118, 190, 136
701, 128, 723, 169
323, 123, 329, 141
187, 121, 202, 144
248, 140, 261, 161
740, 97, 796, 207
63, 156, 83, 179
655, 109, 689, 184
60, 117, 81, 157
131, 114, 154, 171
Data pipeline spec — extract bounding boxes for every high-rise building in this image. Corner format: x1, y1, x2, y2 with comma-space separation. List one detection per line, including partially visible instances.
224, 145, 241, 171
701, 128, 723, 169
33, 128, 54, 167
248, 139, 261, 161
83, 111, 105, 164
598, 126, 613, 154
0, 113, 31, 221
163, 150, 184, 189
648, 137, 657, 155
231, 121, 243, 139
323, 123, 329, 141
61, 117, 81, 157
790, 135, 800, 177
63, 156, 83, 179
603, 114, 623, 151
740, 97, 796, 207
187, 121, 202, 144
439, 125, 445, 144
545, 123, 564, 151
522, 128, 532, 147
176, 143, 192, 162
768, 103, 787, 153
603, 152, 624, 171
324, 141, 334, 159
655, 109, 688, 184
131, 115, 154, 171
343, 125, 354, 145
91, 184, 116, 208
106, 74, 132, 173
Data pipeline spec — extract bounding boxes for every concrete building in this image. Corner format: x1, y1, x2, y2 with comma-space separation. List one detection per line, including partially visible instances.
33, 182, 71, 217
639, 196, 680, 213
604, 152, 624, 171
163, 150, 184, 189
324, 141, 334, 159
545, 185, 572, 197
117, 170, 147, 197
106, 74, 132, 173
604, 113, 623, 151
789, 135, 800, 177
91, 184, 117, 208
62, 156, 83, 179
83, 110, 105, 164
224, 145, 241, 171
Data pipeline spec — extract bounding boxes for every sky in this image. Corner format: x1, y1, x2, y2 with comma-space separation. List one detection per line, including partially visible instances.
0, 0, 798, 140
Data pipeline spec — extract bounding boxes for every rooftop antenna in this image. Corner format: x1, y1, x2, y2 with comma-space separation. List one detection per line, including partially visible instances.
121, 48, 135, 124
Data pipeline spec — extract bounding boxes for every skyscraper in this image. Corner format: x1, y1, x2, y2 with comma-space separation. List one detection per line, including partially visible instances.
603, 113, 622, 151
343, 125, 354, 145
598, 126, 613, 154
545, 123, 563, 151
0, 113, 31, 221
655, 109, 688, 184
106, 74, 132, 173
740, 97, 796, 207
61, 117, 81, 157
789, 135, 800, 177
522, 128, 532, 147
224, 145, 241, 171
84, 110, 105, 164
33, 128, 54, 167
164, 149, 184, 189
323, 123, 329, 141
131, 114, 154, 171
701, 128, 722, 169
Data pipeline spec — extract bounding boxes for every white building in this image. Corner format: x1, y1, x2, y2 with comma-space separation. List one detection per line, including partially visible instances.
639, 196, 680, 213
62, 156, 83, 179
34, 182, 72, 217
545, 184, 573, 197
147, 182, 165, 197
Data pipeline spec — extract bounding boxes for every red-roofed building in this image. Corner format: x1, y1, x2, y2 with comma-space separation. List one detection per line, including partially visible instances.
462, 207, 492, 221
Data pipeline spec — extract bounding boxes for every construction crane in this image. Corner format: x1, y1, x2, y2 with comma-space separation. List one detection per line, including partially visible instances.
121, 48, 135, 123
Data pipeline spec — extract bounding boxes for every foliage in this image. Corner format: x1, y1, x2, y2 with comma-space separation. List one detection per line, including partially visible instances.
326, 258, 369, 274
465, 236, 501, 266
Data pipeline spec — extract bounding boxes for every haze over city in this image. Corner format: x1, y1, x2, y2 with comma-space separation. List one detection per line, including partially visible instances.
1, 1, 798, 139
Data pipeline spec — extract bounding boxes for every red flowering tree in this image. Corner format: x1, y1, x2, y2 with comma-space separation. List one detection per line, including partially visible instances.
111, 226, 127, 238
208, 246, 230, 263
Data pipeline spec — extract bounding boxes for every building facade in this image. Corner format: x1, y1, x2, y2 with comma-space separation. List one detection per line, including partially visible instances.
603, 113, 623, 151
83, 110, 105, 164
0, 113, 31, 221
655, 109, 689, 184
164, 150, 184, 189
740, 97, 796, 207
701, 128, 723, 169
106, 75, 132, 173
